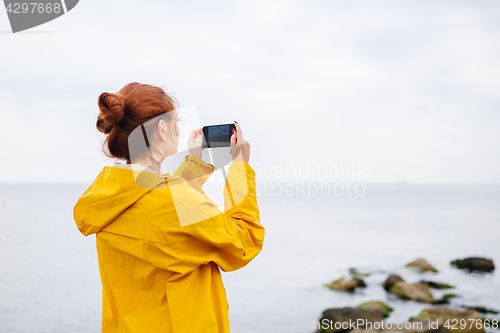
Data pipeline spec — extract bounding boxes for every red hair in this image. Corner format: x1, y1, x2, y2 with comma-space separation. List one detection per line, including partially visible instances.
96, 82, 178, 163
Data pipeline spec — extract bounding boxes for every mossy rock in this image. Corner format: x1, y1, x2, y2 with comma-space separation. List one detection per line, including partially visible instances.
418, 307, 485, 333
433, 294, 461, 304
349, 268, 370, 277
406, 258, 439, 273
325, 277, 365, 292
421, 280, 455, 289
389, 281, 435, 303
382, 274, 404, 291
466, 306, 499, 315
357, 301, 393, 318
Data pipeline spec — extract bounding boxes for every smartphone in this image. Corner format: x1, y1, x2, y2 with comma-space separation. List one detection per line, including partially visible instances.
202, 123, 236, 148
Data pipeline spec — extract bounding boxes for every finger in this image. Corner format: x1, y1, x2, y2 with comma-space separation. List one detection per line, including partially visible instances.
234, 122, 243, 141
196, 131, 204, 147
188, 129, 198, 142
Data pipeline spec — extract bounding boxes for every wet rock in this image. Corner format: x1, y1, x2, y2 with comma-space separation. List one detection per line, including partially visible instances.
316, 307, 384, 333
350, 268, 370, 277
389, 281, 435, 303
462, 306, 499, 315
383, 275, 404, 291
354, 278, 367, 288
433, 294, 460, 305
357, 301, 393, 318
450, 257, 495, 272
417, 307, 485, 333
406, 258, 438, 273
326, 277, 366, 292
420, 281, 455, 289
442, 293, 459, 302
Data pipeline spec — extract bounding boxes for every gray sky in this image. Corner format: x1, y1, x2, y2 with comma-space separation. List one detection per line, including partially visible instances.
1, 0, 499, 183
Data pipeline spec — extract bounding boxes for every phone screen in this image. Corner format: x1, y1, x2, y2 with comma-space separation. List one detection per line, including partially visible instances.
203, 123, 236, 148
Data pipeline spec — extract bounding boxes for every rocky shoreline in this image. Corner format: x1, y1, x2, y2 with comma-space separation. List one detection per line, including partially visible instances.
316, 257, 498, 333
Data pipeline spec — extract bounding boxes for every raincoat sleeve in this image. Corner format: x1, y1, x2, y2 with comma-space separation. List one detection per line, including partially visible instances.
172, 154, 215, 193
165, 159, 265, 276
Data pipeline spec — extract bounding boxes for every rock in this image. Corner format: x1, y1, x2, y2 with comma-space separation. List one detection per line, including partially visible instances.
433, 294, 460, 305
383, 275, 404, 291
406, 258, 438, 273
420, 281, 455, 289
354, 278, 367, 288
326, 277, 366, 292
417, 306, 485, 333
316, 307, 384, 333
450, 257, 495, 272
357, 301, 393, 318
442, 293, 459, 300
350, 268, 370, 277
462, 306, 499, 315
389, 281, 435, 303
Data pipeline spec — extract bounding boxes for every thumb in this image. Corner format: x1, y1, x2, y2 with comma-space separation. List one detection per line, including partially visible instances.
230, 129, 236, 145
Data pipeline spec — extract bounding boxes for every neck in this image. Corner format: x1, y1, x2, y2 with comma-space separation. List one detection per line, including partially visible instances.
131, 153, 162, 173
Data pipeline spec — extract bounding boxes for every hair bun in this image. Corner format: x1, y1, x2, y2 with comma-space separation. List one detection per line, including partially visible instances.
96, 92, 125, 134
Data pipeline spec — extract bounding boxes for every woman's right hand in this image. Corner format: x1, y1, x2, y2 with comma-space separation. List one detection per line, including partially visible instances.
188, 128, 204, 158
230, 121, 250, 164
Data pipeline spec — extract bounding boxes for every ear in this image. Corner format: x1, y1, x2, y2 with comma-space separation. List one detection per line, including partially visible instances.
157, 119, 167, 141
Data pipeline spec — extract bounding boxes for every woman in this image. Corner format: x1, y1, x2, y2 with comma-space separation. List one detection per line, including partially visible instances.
73, 82, 265, 333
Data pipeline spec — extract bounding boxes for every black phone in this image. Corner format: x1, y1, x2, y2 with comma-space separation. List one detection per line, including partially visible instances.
202, 123, 236, 148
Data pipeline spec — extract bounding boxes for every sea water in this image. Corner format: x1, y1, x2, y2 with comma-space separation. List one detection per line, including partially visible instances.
0, 182, 498, 333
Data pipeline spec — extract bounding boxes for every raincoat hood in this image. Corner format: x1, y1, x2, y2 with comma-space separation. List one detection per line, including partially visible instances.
74, 165, 162, 236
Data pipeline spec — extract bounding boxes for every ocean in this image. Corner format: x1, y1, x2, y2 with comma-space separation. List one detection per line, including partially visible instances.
0, 182, 499, 333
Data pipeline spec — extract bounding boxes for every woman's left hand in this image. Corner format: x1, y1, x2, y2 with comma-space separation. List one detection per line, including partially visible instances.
188, 128, 204, 158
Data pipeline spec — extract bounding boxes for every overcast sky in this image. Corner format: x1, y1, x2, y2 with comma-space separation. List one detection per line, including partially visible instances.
1, 0, 499, 183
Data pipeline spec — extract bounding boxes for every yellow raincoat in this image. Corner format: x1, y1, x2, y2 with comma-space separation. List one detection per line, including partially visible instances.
73, 155, 265, 333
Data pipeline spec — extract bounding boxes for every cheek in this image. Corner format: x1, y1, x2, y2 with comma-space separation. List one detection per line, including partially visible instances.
172, 124, 180, 143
